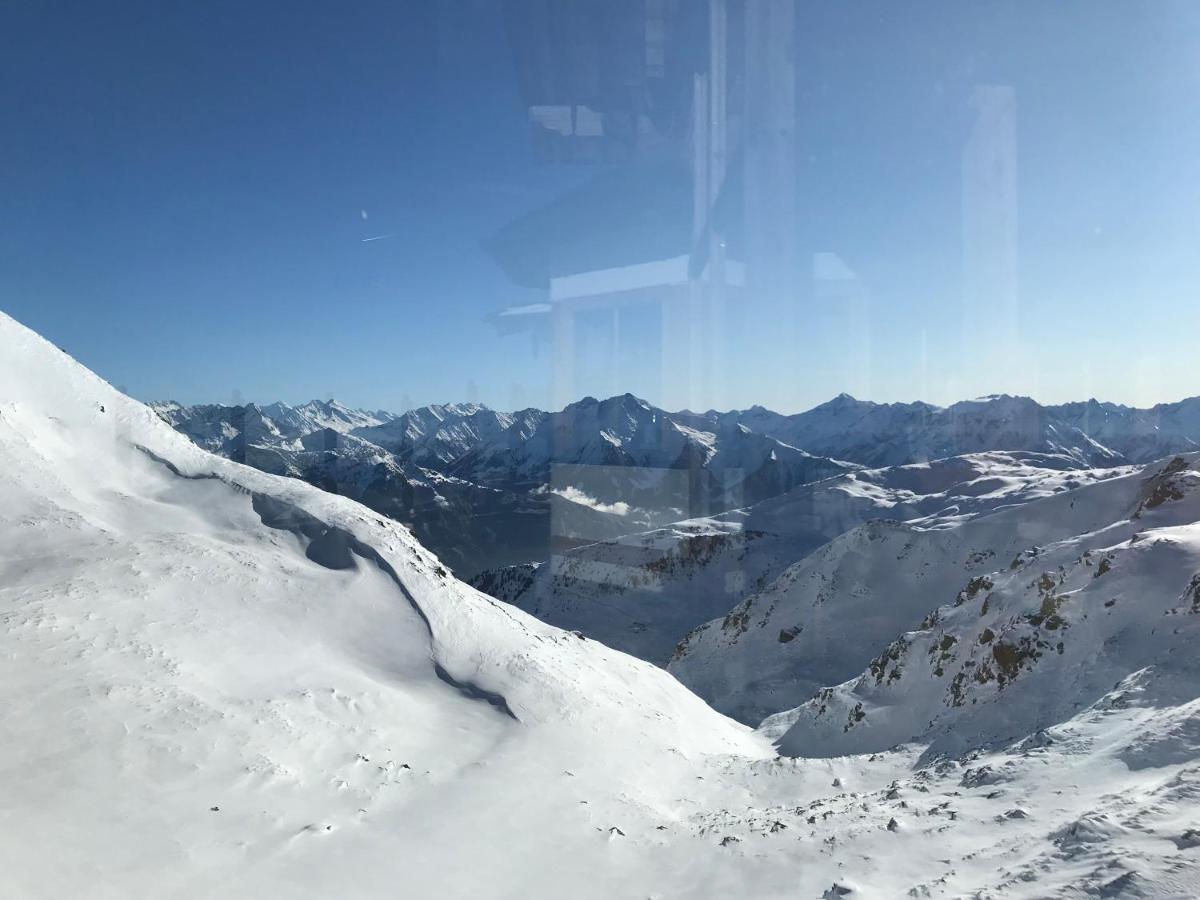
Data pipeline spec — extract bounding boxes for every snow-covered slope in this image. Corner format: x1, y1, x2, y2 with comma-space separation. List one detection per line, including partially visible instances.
668, 456, 1151, 725
765, 453, 1200, 759
6, 311, 1200, 899
0, 312, 785, 898
479, 452, 1123, 666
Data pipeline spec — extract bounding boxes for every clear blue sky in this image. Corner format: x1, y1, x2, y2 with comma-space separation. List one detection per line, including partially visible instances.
3, 1, 1198, 413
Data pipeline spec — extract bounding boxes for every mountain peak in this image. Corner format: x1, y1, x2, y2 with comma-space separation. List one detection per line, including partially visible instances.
301, 398, 345, 412
951, 394, 1041, 413
604, 391, 649, 408
808, 392, 867, 413
563, 393, 651, 414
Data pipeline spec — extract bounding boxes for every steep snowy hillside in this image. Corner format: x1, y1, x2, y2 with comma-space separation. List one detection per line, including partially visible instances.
669, 457, 1154, 725
766, 453, 1200, 758
477, 452, 1124, 666
0, 312, 788, 898
5, 311, 1200, 899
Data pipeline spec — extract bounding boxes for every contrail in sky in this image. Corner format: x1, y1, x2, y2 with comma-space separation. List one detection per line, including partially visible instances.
361, 233, 396, 242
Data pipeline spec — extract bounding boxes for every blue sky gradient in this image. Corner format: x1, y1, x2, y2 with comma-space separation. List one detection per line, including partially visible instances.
3, 1, 1198, 413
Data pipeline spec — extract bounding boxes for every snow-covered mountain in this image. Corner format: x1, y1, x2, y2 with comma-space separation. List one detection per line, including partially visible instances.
766, 452, 1200, 757
381, 393, 859, 516
683, 393, 1123, 468
7, 310, 1200, 898
1050, 397, 1200, 463
349, 402, 534, 468
152, 399, 396, 454
669, 454, 1198, 728
0, 311, 780, 898
155, 388, 1200, 585
703, 392, 1200, 468
154, 395, 857, 575
478, 452, 1127, 666
264, 398, 397, 434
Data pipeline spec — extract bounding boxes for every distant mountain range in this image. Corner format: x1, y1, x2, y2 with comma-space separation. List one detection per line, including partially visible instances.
666, 453, 1182, 727
153, 392, 1200, 577
681, 392, 1200, 468
11, 307, 1200, 898
151, 394, 854, 575
475, 451, 1127, 671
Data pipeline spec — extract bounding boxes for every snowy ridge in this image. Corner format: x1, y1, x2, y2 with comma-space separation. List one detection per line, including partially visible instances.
442, 392, 858, 511
481, 451, 1124, 667
349, 402, 518, 466
667, 455, 1148, 725
155, 393, 858, 576
0, 311, 786, 899
157, 387, 1200, 586
683, 392, 1200, 468
765, 454, 1200, 758
266, 398, 397, 434
6, 311, 1200, 897
2, 312, 761, 743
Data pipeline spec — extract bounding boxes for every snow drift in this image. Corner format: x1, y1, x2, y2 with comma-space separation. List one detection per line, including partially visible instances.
0, 312, 769, 899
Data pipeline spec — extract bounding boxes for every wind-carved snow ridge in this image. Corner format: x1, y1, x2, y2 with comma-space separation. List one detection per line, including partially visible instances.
250, 492, 518, 719
135, 441, 520, 720
252, 492, 520, 719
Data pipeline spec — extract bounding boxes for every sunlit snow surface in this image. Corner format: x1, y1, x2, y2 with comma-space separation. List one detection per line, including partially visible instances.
2, 311, 1199, 898
481, 450, 1128, 673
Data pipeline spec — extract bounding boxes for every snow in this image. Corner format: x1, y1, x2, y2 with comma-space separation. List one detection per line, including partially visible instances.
766, 453, 1200, 759
668, 454, 1164, 726
687, 392, 1200, 469
0, 311, 781, 898
5, 309, 1200, 898
157, 392, 860, 578
488, 451, 1122, 669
